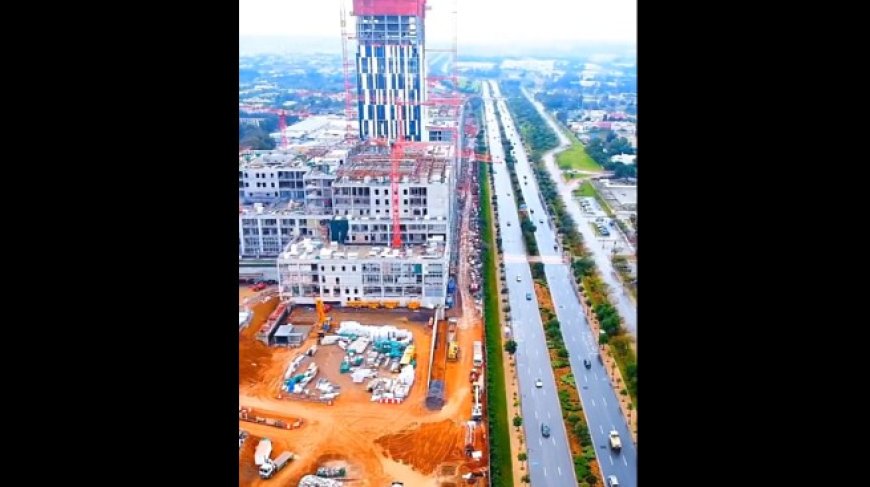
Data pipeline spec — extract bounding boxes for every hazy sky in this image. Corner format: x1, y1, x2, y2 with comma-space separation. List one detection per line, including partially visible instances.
239, 0, 636, 45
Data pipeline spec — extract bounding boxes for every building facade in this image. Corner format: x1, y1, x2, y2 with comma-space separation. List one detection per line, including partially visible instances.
354, 0, 428, 141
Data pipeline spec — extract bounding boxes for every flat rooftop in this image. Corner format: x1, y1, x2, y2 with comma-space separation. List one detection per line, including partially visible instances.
336, 141, 454, 184
279, 237, 446, 262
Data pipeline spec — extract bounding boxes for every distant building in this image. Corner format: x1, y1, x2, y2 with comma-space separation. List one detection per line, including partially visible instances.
610, 154, 636, 165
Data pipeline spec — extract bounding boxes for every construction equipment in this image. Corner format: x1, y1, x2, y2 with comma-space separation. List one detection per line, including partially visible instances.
254, 438, 272, 466
471, 384, 482, 420
315, 298, 332, 332
472, 341, 483, 367
407, 300, 421, 310
259, 451, 295, 479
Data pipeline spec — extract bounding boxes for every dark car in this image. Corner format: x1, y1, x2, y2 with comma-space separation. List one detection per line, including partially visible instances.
583, 359, 592, 369
541, 423, 550, 438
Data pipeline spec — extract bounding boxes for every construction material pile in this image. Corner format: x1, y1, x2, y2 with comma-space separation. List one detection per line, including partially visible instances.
298, 475, 343, 487
316, 466, 347, 478
336, 321, 413, 342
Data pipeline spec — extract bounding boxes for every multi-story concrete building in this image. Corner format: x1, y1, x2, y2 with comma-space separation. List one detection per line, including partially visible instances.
277, 237, 447, 308
271, 140, 457, 307
353, 0, 428, 141
238, 141, 453, 259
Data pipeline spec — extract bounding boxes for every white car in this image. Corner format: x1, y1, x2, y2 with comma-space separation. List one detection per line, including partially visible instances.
535, 378, 543, 388
516, 275, 521, 282
607, 475, 619, 487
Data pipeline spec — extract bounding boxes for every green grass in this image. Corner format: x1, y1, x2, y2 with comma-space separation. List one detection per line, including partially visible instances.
577, 181, 597, 198
480, 163, 514, 487
557, 142, 602, 172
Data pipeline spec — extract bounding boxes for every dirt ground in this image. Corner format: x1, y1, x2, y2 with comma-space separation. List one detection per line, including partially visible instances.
239, 304, 486, 487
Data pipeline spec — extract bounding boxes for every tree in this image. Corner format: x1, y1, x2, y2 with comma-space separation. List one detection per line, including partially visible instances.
521, 474, 531, 484
513, 415, 523, 428
518, 452, 528, 462
504, 340, 518, 355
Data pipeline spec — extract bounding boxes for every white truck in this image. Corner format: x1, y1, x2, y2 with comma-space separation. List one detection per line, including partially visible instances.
608, 430, 622, 452
472, 341, 483, 367
254, 438, 273, 466
259, 451, 294, 479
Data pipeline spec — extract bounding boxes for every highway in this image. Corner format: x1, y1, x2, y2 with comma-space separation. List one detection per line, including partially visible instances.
521, 85, 637, 337
481, 82, 577, 486
489, 80, 638, 487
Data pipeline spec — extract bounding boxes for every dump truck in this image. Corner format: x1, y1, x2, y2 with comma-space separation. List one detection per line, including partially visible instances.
609, 430, 622, 452
254, 438, 272, 466
259, 451, 294, 479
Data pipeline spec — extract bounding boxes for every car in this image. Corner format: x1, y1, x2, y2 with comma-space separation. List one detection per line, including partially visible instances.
535, 378, 543, 388
539, 219, 543, 224
516, 275, 521, 282
526, 292, 532, 300
507, 221, 511, 226
541, 423, 550, 437
583, 359, 591, 369
607, 475, 619, 487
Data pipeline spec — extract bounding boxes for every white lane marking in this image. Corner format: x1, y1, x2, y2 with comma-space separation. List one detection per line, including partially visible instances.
558, 466, 562, 476
609, 455, 614, 465
547, 411, 551, 419
599, 425, 604, 434
539, 437, 543, 446
602, 397, 607, 407
623, 456, 628, 466
594, 373, 599, 381
535, 410, 539, 419
543, 467, 547, 477
591, 399, 596, 407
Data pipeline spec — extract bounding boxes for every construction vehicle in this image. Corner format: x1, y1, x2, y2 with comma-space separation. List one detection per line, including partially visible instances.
609, 430, 622, 452
315, 298, 332, 332
447, 341, 459, 361
254, 438, 272, 466
469, 368, 479, 383
471, 384, 482, 420
258, 451, 295, 479
447, 319, 459, 361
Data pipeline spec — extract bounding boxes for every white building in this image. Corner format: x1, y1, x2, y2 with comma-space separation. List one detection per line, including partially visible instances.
240, 140, 458, 308
277, 237, 448, 308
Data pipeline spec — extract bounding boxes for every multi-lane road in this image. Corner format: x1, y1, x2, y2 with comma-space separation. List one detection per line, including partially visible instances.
485, 80, 637, 487
481, 82, 577, 486
521, 86, 637, 337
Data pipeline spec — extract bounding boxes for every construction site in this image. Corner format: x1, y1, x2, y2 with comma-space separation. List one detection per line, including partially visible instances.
238, 1, 493, 485
239, 268, 489, 486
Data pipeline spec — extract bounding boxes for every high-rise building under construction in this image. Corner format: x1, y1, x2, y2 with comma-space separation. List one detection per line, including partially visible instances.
352, 0, 427, 141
